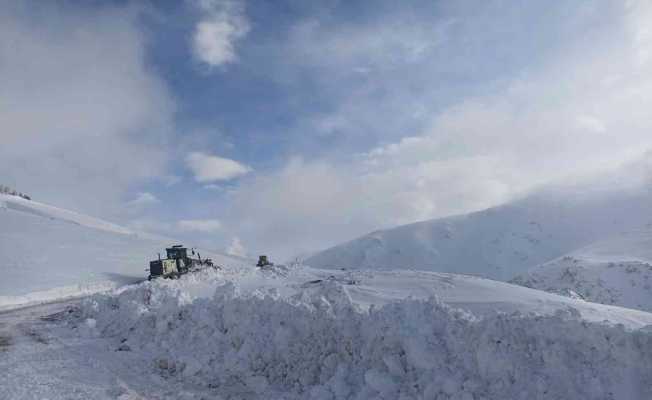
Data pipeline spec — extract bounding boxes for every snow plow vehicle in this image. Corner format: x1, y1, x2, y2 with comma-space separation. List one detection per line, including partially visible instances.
256, 255, 274, 268
148, 245, 216, 280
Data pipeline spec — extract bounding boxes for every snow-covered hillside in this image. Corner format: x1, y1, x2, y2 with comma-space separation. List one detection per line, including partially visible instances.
69, 265, 652, 399
512, 229, 652, 312
306, 186, 652, 281
0, 194, 246, 309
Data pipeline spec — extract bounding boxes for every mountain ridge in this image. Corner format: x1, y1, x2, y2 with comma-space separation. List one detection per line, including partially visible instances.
306, 185, 652, 281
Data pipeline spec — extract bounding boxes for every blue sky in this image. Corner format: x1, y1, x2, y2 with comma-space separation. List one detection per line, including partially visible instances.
2, 0, 652, 259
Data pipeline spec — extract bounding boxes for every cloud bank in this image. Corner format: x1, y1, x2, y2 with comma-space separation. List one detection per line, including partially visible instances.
0, 3, 174, 218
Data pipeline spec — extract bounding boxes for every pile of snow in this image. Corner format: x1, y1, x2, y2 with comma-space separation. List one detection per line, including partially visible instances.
306, 185, 652, 281
77, 266, 652, 399
512, 229, 652, 312
0, 194, 246, 310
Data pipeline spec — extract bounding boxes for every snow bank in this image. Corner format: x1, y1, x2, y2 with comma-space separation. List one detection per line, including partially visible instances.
79, 279, 652, 399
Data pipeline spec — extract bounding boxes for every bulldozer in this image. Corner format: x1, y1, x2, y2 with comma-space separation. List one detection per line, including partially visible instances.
256, 255, 273, 268
148, 245, 215, 280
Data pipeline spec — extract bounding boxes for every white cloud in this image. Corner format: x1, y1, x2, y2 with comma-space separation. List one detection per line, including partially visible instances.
127, 192, 160, 207
186, 152, 251, 182
0, 3, 173, 218
192, 0, 249, 67
203, 183, 224, 191
576, 115, 607, 133
286, 16, 450, 74
226, 236, 247, 257
163, 175, 182, 187
177, 219, 223, 233
626, 0, 652, 66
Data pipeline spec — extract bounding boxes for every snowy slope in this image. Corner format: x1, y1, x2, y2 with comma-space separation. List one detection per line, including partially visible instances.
73, 265, 652, 399
0, 194, 247, 309
0, 193, 133, 235
512, 228, 652, 312
306, 186, 652, 280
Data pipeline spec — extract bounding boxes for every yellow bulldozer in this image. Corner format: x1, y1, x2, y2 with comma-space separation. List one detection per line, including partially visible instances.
148, 245, 215, 280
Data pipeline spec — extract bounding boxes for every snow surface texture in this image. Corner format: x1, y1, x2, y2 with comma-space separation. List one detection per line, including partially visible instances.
0, 194, 247, 309
78, 266, 652, 399
306, 187, 652, 281
512, 229, 652, 313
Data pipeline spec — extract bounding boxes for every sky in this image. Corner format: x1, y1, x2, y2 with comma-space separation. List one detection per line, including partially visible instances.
2, 0, 652, 260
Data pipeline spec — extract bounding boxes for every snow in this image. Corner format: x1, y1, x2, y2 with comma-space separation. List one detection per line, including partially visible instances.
305, 186, 652, 281
72, 265, 652, 399
512, 228, 652, 312
0, 194, 247, 310
3, 211, 652, 399
4, 191, 652, 398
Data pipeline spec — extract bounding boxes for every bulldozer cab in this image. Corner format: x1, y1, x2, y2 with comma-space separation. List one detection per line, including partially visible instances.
256, 255, 273, 268
166, 245, 187, 260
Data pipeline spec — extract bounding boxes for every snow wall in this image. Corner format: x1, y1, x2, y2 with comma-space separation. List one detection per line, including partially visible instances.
79, 280, 652, 400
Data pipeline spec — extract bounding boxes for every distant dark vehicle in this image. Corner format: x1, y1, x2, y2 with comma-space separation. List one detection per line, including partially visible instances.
0, 184, 31, 200
148, 245, 216, 280
256, 255, 274, 268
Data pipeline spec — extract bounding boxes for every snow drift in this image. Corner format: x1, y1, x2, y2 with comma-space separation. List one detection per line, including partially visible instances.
79, 269, 652, 400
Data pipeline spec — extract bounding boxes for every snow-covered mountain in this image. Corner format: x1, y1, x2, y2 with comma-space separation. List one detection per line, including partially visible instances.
306, 185, 652, 281
511, 229, 652, 312
0, 194, 246, 309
